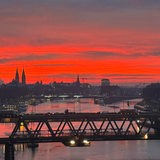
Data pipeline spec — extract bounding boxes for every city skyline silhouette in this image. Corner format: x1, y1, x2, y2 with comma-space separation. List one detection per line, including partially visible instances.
0, 1, 159, 85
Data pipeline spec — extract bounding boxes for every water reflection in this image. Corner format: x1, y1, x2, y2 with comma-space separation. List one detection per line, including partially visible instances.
1, 98, 160, 160
14, 141, 160, 160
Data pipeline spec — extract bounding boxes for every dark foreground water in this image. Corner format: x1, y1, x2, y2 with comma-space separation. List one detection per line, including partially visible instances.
0, 98, 160, 160
14, 140, 160, 160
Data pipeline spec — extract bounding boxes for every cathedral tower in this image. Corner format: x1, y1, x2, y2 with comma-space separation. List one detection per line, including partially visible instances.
22, 68, 26, 85
76, 75, 80, 86
15, 68, 19, 84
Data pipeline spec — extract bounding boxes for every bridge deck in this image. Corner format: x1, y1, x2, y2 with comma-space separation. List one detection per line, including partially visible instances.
0, 112, 160, 144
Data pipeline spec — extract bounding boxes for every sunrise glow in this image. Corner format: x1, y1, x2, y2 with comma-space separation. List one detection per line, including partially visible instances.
0, 1, 160, 85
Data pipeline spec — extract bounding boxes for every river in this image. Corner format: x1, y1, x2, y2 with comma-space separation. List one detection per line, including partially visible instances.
0, 98, 160, 160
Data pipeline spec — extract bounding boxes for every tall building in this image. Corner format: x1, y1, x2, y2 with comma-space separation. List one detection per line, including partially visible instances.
22, 68, 26, 85
76, 75, 80, 85
15, 68, 19, 84
101, 79, 110, 87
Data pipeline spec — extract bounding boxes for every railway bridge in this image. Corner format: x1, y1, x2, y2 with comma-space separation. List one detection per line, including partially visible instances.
0, 111, 160, 160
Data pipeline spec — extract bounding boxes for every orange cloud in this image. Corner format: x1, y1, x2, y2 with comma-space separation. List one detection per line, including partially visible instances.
0, 1, 160, 85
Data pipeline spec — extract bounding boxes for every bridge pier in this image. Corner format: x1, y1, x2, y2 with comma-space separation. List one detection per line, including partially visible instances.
154, 119, 160, 135
5, 143, 14, 160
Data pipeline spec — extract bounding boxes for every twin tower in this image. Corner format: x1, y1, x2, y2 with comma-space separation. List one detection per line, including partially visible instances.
15, 68, 26, 85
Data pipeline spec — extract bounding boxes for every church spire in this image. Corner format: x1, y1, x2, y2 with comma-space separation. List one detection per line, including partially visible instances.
22, 68, 26, 85
15, 68, 19, 84
76, 75, 80, 85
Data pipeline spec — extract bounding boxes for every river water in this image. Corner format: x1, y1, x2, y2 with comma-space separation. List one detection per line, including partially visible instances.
0, 98, 160, 160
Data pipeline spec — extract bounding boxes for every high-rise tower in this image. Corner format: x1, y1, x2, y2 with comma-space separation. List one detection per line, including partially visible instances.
76, 75, 80, 85
22, 68, 26, 85
15, 68, 19, 84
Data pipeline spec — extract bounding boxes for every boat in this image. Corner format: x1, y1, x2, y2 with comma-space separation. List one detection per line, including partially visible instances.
94, 98, 104, 105
107, 105, 119, 109
62, 137, 90, 147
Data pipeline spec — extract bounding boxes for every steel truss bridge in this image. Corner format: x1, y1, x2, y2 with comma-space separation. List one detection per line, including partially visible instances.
0, 112, 160, 160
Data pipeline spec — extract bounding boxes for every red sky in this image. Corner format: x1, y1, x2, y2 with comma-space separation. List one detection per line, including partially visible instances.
0, 1, 160, 85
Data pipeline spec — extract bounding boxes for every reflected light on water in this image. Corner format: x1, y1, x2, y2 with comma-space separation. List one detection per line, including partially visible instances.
0, 98, 160, 160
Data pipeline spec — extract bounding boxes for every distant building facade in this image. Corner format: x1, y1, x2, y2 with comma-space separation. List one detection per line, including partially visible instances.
51, 75, 92, 95
101, 79, 110, 87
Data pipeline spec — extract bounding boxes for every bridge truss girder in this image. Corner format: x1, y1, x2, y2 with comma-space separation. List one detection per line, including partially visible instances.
9, 113, 159, 141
